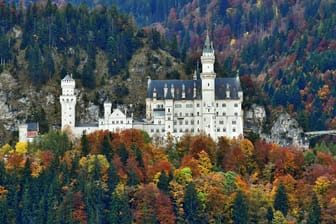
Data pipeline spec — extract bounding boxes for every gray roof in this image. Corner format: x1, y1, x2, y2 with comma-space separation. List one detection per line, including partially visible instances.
147, 80, 202, 100
147, 77, 242, 100
27, 122, 39, 131
62, 74, 74, 81
203, 32, 214, 54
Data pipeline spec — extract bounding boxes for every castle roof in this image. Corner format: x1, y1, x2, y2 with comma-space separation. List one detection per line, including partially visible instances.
203, 31, 214, 54
147, 77, 242, 100
62, 74, 74, 81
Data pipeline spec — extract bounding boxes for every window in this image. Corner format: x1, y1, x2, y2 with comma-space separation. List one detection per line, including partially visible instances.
234, 103, 238, 107
197, 120, 200, 124
222, 103, 226, 107
219, 121, 224, 124
217, 128, 220, 132
168, 108, 170, 112
223, 112, 226, 116
223, 128, 226, 132
185, 113, 188, 116
208, 109, 210, 112
168, 117, 171, 120
179, 112, 182, 116
197, 103, 200, 107
174, 121, 177, 125
156, 129, 159, 133
197, 112, 200, 116
174, 129, 177, 133
151, 129, 154, 133
234, 112, 238, 116
185, 120, 188, 125
216, 112, 219, 115
191, 120, 194, 125
232, 120, 237, 125
179, 120, 183, 125
233, 128, 236, 132
216, 103, 218, 107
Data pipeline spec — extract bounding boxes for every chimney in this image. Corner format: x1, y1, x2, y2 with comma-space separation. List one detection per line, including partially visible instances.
226, 83, 230, 98
153, 88, 157, 99
164, 83, 168, 98
171, 84, 175, 98
182, 84, 186, 99
193, 82, 197, 98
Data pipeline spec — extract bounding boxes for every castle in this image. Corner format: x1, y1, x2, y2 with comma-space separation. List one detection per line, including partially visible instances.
59, 33, 244, 141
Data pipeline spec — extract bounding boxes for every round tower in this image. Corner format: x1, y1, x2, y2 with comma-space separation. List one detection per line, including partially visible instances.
60, 74, 77, 129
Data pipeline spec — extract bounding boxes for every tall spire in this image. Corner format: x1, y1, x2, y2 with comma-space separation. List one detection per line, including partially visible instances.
203, 30, 213, 53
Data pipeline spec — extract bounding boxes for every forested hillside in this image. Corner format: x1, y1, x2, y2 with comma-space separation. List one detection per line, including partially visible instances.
1, 129, 336, 223
3, 0, 336, 137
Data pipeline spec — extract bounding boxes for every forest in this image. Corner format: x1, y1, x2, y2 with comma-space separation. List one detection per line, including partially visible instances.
1, 0, 336, 139
1, 129, 336, 223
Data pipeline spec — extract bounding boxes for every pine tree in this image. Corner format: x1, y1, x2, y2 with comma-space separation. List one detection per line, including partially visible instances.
274, 183, 289, 217
81, 132, 90, 156
101, 135, 112, 161
157, 170, 169, 193
183, 182, 203, 223
307, 193, 321, 224
232, 191, 249, 224
267, 206, 274, 223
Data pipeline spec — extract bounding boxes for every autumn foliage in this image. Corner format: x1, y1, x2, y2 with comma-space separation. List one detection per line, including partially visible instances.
0, 130, 336, 223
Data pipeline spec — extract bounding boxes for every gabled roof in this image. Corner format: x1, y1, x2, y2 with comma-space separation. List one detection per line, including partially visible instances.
147, 77, 242, 100
147, 80, 202, 100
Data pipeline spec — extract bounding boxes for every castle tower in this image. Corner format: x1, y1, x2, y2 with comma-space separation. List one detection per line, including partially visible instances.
60, 74, 77, 129
200, 31, 216, 102
201, 32, 216, 137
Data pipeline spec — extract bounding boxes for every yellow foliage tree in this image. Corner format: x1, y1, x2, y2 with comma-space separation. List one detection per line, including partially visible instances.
197, 150, 213, 176
314, 176, 330, 196
0, 143, 12, 155
15, 141, 28, 154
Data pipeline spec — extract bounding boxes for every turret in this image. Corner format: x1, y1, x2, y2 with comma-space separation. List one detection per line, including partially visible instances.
60, 74, 77, 129
104, 98, 112, 118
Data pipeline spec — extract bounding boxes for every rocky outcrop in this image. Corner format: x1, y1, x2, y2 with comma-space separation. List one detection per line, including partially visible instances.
261, 112, 309, 149
244, 104, 266, 134
244, 104, 309, 149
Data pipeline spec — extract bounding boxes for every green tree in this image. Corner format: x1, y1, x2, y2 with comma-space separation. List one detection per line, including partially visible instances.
157, 170, 169, 193
183, 182, 203, 223
233, 191, 249, 224
307, 193, 321, 224
101, 135, 112, 161
274, 184, 289, 217
81, 132, 90, 156
267, 206, 274, 223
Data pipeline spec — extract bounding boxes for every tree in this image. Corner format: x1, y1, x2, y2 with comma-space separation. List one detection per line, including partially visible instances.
307, 193, 321, 224
157, 170, 169, 193
101, 135, 112, 161
233, 191, 249, 224
81, 132, 90, 156
183, 182, 202, 223
271, 210, 287, 224
274, 183, 289, 217
267, 206, 274, 223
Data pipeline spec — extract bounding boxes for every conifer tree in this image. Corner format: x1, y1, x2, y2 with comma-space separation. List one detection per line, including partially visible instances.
307, 193, 321, 224
157, 170, 169, 193
183, 182, 203, 223
81, 132, 90, 156
233, 190, 249, 224
274, 183, 289, 217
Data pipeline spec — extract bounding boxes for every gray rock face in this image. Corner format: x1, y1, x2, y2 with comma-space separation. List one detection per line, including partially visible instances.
261, 112, 309, 149
244, 104, 266, 134
245, 104, 309, 149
